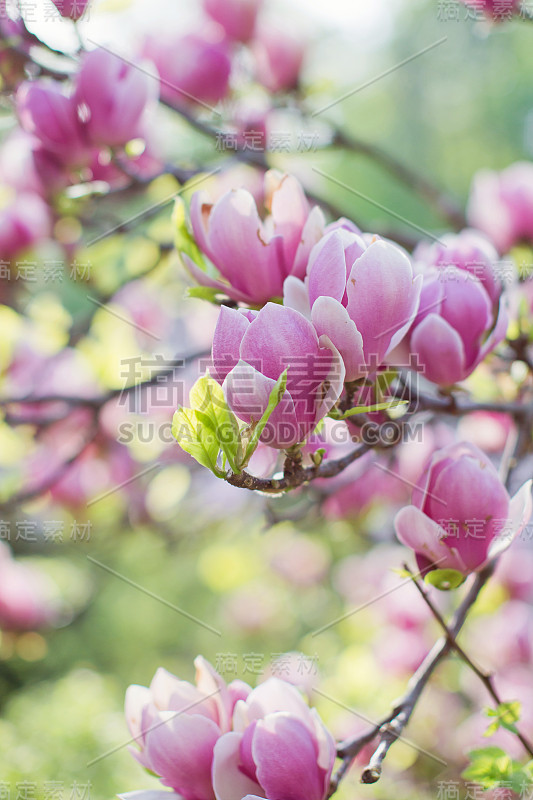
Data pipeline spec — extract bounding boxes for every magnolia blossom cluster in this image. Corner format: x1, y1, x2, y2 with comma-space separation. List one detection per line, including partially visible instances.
0, 47, 159, 261
180, 170, 511, 452
144, 0, 303, 123
123, 656, 335, 800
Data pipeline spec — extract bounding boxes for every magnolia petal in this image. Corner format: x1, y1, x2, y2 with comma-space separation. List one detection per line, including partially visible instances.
475, 294, 509, 368
181, 254, 254, 306
315, 334, 346, 423
311, 295, 365, 381
269, 173, 310, 270
212, 732, 263, 800
346, 239, 417, 367
395, 505, 464, 573
292, 205, 326, 279
386, 273, 423, 355
240, 303, 320, 383
283, 275, 312, 319
307, 230, 352, 306
242, 678, 312, 725
144, 713, 220, 800
212, 306, 251, 383
125, 684, 152, 742
486, 479, 533, 563
223, 361, 301, 448
190, 191, 214, 258
410, 313, 466, 386
252, 714, 325, 800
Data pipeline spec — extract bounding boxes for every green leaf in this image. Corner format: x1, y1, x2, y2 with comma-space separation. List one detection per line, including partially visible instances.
424, 568, 465, 591
185, 286, 223, 302
329, 399, 407, 420
310, 447, 326, 466
171, 374, 242, 477
237, 370, 288, 470
171, 407, 225, 478
462, 747, 531, 792
173, 197, 208, 271
485, 702, 521, 736
189, 375, 241, 474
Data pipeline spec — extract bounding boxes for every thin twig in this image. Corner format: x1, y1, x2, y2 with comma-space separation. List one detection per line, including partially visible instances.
405, 564, 533, 759
330, 128, 467, 231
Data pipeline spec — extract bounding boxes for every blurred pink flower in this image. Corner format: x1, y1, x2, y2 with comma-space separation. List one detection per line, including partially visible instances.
0, 542, 60, 631
252, 24, 305, 93
74, 48, 158, 148
17, 81, 90, 167
204, 0, 262, 42
459, 0, 520, 20
0, 190, 50, 260
467, 162, 533, 253
143, 32, 231, 108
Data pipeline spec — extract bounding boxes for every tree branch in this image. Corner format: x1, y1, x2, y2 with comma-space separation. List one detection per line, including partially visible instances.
405, 564, 533, 759
330, 128, 467, 231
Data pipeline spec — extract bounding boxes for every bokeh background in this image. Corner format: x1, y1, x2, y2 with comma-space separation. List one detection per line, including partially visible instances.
1, 1, 533, 799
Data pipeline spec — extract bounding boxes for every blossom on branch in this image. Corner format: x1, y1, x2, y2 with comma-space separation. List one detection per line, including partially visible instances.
203, 0, 263, 43
183, 171, 325, 305
404, 230, 508, 386
211, 303, 344, 449
468, 162, 533, 254
283, 227, 422, 380
123, 657, 335, 800
395, 441, 533, 582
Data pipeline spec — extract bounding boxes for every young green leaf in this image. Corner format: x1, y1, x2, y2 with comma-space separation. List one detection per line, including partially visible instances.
171, 407, 225, 478
329, 399, 407, 420
189, 375, 241, 474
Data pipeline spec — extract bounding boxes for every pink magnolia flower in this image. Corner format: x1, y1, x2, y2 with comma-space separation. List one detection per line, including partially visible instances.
212, 677, 336, 800
405, 230, 508, 386
51, 0, 90, 19
125, 657, 250, 800
17, 81, 90, 167
460, 0, 520, 20
467, 162, 533, 254
203, 0, 262, 42
252, 24, 305, 93
74, 49, 158, 148
124, 661, 335, 800
395, 441, 533, 579
184, 171, 325, 305
0, 190, 50, 259
284, 227, 422, 380
143, 32, 231, 108
212, 303, 344, 449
